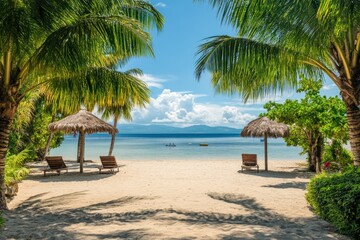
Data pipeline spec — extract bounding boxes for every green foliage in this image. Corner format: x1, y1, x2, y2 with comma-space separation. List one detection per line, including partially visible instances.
0, 0, 163, 209
264, 77, 348, 172
5, 150, 31, 185
306, 168, 360, 237
196, 0, 360, 167
195, 1, 360, 103
43, 68, 150, 115
322, 140, 353, 172
265, 77, 347, 140
9, 97, 64, 160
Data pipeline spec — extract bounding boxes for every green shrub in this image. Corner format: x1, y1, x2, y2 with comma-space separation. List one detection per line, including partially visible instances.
306, 168, 360, 237
322, 140, 353, 172
5, 149, 30, 186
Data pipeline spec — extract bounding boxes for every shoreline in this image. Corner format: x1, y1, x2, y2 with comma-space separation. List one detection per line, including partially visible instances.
49, 134, 306, 162
3, 159, 347, 239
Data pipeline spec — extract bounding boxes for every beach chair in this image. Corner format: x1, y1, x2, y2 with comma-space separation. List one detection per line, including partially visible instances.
99, 156, 120, 174
43, 156, 68, 176
241, 154, 259, 172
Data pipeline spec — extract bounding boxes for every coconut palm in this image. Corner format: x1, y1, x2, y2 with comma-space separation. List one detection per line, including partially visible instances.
0, 0, 163, 209
97, 68, 148, 156
195, 0, 360, 166
101, 104, 133, 156
44, 68, 149, 157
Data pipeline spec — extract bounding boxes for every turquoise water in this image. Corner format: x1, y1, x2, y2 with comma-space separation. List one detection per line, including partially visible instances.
49, 133, 305, 161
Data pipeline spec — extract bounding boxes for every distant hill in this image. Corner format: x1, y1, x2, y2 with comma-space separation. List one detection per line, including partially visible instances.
116, 124, 241, 134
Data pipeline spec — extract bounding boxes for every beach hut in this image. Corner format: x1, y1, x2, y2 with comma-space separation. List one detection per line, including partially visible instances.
241, 117, 289, 171
48, 109, 118, 173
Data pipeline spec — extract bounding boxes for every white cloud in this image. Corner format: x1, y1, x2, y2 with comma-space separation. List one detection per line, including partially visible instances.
136, 73, 167, 89
155, 2, 166, 8
131, 89, 256, 127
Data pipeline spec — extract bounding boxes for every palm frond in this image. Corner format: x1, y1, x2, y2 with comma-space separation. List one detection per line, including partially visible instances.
198, 0, 332, 56
28, 15, 153, 79
196, 36, 321, 101
42, 67, 150, 114
12, 91, 40, 132
99, 104, 133, 122
119, 0, 165, 31
195, 0, 360, 102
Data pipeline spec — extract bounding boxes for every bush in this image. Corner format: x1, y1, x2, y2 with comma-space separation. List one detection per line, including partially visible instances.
5, 150, 31, 198
322, 140, 353, 172
306, 168, 360, 237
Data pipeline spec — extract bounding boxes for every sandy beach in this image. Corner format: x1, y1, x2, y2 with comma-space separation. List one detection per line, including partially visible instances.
2, 159, 348, 239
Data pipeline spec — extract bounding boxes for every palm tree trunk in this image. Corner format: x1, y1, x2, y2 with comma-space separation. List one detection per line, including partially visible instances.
42, 114, 56, 161
108, 117, 118, 156
108, 134, 116, 156
346, 104, 360, 166
43, 133, 53, 159
0, 117, 13, 210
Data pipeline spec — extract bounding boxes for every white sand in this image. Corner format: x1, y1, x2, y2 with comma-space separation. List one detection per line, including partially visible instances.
2, 159, 348, 239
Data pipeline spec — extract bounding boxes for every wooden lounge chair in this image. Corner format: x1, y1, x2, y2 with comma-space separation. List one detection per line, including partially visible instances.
43, 156, 68, 176
99, 156, 119, 174
241, 154, 259, 172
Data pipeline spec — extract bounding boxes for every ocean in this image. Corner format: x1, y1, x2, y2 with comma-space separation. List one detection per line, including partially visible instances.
49, 133, 305, 161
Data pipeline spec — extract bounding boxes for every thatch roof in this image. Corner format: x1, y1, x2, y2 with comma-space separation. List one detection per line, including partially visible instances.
241, 117, 289, 138
48, 109, 118, 134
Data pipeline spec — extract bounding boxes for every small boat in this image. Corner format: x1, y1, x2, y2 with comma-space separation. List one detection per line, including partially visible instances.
199, 143, 208, 146
165, 143, 176, 147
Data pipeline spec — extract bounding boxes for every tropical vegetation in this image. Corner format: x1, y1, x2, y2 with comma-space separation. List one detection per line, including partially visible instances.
9, 95, 64, 159
5, 149, 30, 198
44, 67, 150, 157
264, 77, 349, 172
322, 140, 353, 172
306, 167, 360, 237
196, 0, 360, 168
0, 0, 163, 209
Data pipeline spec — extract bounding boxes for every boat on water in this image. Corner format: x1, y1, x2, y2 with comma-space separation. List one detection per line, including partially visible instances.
165, 143, 176, 147
199, 143, 208, 146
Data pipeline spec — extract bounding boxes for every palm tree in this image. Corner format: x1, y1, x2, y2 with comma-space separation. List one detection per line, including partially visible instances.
98, 69, 148, 156
44, 68, 150, 157
0, 0, 163, 209
101, 104, 133, 156
195, 0, 360, 167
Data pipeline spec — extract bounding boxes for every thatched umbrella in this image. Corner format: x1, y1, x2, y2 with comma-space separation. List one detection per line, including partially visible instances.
241, 117, 289, 171
48, 109, 118, 173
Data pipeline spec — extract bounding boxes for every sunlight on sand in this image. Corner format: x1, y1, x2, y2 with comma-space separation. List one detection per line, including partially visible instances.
4, 160, 348, 239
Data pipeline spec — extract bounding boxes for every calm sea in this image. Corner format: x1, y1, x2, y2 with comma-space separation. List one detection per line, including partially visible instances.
49, 133, 305, 161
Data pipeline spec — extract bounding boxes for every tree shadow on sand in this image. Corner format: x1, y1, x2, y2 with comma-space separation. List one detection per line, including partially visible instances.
262, 182, 308, 190
239, 170, 313, 179
2, 192, 347, 239
3, 192, 161, 239
26, 164, 126, 182
159, 193, 345, 239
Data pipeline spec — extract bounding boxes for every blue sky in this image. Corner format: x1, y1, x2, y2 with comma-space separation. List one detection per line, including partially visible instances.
122, 0, 340, 128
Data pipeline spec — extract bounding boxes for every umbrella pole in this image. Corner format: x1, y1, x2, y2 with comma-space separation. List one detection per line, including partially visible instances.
264, 133, 268, 171
77, 136, 81, 163
79, 130, 85, 173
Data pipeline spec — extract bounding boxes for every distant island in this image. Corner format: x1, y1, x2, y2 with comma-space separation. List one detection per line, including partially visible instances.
116, 124, 241, 134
